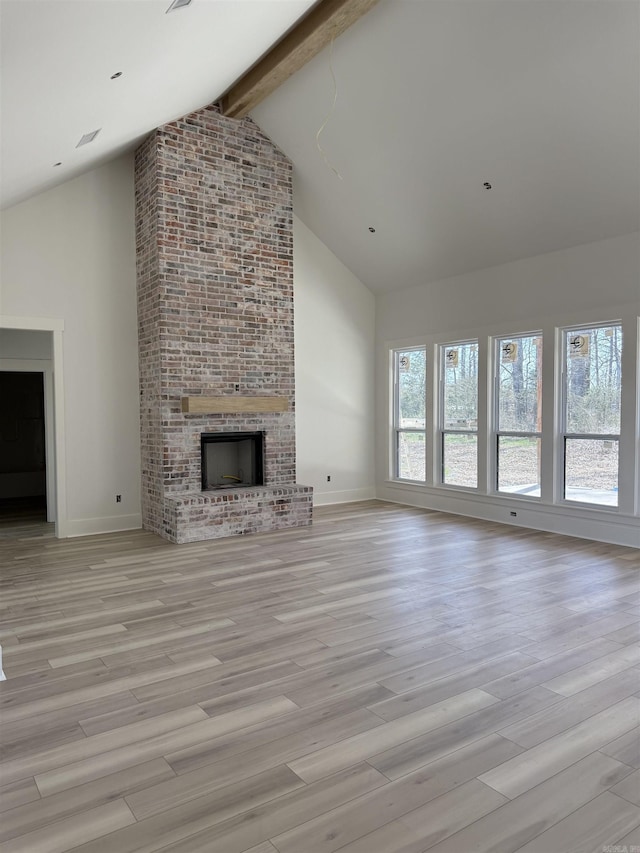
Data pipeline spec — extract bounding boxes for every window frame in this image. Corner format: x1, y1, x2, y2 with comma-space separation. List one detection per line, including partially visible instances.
438, 339, 479, 490
559, 321, 622, 510
392, 346, 427, 483
492, 331, 543, 499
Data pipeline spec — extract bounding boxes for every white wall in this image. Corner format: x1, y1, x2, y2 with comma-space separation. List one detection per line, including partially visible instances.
376, 232, 640, 547
0, 154, 141, 535
377, 232, 640, 339
0, 164, 378, 533
294, 216, 376, 505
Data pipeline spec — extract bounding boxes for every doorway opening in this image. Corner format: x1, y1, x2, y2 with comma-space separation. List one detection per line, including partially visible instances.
0, 371, 48, 526
0, 318, 65, 538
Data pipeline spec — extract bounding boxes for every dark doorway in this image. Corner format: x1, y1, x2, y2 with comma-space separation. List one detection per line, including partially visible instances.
0, 372, 47, 521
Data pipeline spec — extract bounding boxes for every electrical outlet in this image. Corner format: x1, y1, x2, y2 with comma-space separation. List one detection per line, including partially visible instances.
116, 495, 122, 503
327, 475, 331, 482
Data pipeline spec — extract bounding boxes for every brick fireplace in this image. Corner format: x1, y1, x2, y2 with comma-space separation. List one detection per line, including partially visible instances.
134, 105, 312, 543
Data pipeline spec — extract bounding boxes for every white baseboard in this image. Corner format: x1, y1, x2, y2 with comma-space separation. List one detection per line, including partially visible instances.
313, 487, 377, 507
64, 513, 143, 538
377, 482, 640, 548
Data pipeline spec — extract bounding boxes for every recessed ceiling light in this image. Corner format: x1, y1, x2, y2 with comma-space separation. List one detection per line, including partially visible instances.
76, 129, 101, 148
53, 162, 62, 167
110, 71, 123, 80
166, 0, 192, 12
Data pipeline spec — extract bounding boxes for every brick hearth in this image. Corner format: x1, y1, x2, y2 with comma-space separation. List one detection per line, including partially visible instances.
134, 105, 312, 543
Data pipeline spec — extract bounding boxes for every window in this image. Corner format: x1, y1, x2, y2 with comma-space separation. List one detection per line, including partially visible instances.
562, 323, 622, 506
439, 341, 478, 487
393, 348, 426, 481
495, 333, 542, 497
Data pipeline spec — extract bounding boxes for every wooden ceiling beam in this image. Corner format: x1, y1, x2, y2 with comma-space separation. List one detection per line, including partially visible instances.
218, 0, 379, 119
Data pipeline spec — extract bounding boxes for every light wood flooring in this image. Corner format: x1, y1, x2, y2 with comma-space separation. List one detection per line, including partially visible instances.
1, 500, 639, 853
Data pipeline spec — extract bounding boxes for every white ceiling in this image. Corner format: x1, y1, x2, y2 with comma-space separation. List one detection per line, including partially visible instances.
253, 0, 640, 291
0, 0, 315, 209
2, 0, 638, 292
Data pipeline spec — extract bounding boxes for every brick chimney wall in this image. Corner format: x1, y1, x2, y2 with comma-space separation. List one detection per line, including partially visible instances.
134, 105, 310, 542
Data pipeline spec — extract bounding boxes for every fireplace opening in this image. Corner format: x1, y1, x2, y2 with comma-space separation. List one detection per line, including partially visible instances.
201, 432, 264, 491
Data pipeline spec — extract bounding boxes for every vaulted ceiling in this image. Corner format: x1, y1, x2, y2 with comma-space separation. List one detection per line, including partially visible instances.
2, 0, 638, 292
0, 0, 316, 209
254, 0, 640, 290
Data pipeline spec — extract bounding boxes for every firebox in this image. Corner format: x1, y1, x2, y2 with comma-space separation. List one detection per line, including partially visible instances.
201, 432, 264, 491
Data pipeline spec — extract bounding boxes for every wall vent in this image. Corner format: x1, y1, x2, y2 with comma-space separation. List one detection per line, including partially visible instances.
166, 0, 192, 12
76, 129, 101, 148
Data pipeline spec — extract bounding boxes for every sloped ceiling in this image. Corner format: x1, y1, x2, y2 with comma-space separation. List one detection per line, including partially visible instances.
252, 0, 640, 291
2, 0, 638, 292
0, 0, 316, 209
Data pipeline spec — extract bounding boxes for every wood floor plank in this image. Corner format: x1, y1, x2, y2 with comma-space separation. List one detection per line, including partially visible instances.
367, 651, 537, 721
497, 667, 640, 748
0, 778, 40, 814
511, 792, 640, 853
1, 718, 88, 764
241, 843, 278, 853
71, 763, 387, 853
398, 779, 507, 849
0, 691, 137, 748
0, 799, 136, 853
166, 707, 382, 783
78, 646, 321, 737
130, 656, 308, 704
420, 751, 633, 853
34, 695, 298, 795
368, 686, 556, 780
606, 621, 640, 645
1, 501, 638, 853
48, 621, 231, 669
287, 688, 499, 783
0, 705, 207, 787
271, 775, 507, 853
482, 637, 623, 698
613, 824, 640, 849
0, 656, 224, 722
324, 779, 504, 853
281, 648, 451, 708
601, 728, 640, 768
378, 645, 525, 695
126, 762, 304, 821
478, 697, 640, 798
611, 768, 640, 806
0, 758, 174, 843
0, 601, 173, 640
521, 613, 639, 657
542, 643, 640, 696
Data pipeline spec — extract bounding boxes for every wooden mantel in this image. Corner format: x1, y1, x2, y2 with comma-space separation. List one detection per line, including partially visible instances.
181, 396, 289, 415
